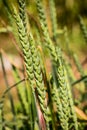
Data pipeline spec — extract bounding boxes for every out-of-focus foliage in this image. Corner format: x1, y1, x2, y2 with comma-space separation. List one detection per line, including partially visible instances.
55, 0, 87, 26
0, 0, 87, 27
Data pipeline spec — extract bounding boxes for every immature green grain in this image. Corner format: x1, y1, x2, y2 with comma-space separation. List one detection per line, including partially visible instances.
29, 33, 50, 130
79, 16, 87, 43
36, 0, 57, 63
36, 0, 48, 29
57, 50, 78, 130
36, 0, 70, 129
18, 0, 51, 128
64, 68, 78, 130
56, 48, 70, 128
13, 7, 34, 88
49, 0, 58, 43
18, 0, 27, 33
50, 76, 69, 129
13, 7, 38, 130
34, 28, 45, 74
14, 1, 35, 88
35, 29, 57, 129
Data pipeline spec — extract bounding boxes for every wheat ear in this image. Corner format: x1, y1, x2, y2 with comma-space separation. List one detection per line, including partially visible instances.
29, 33, 51, 129
36, 0, 70, 129
13, 6, 38, 129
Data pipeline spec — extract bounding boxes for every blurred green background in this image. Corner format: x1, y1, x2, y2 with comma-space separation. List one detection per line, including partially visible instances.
0, 0, 87, 25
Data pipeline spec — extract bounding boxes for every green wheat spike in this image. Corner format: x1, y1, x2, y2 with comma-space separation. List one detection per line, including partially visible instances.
35, 28, 45, 73
56, 48, 78, 130
60, 51, 78, 129
79, 15, 87, 43
64, 68, 78, 130
35, 29, 57, 129
29, 33, 51, 129
36, 0, 48, 29
49, 0, 58, 43
56, 48, 70, 129
36, 0, 71, 129
18, 0, 27, 33
18, 1, 49, 128
13, 6, 38, 130
50, 76, 69, 130
13, 6, 34, 91
12, 65, 29, 115
36, 0, 58, 62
